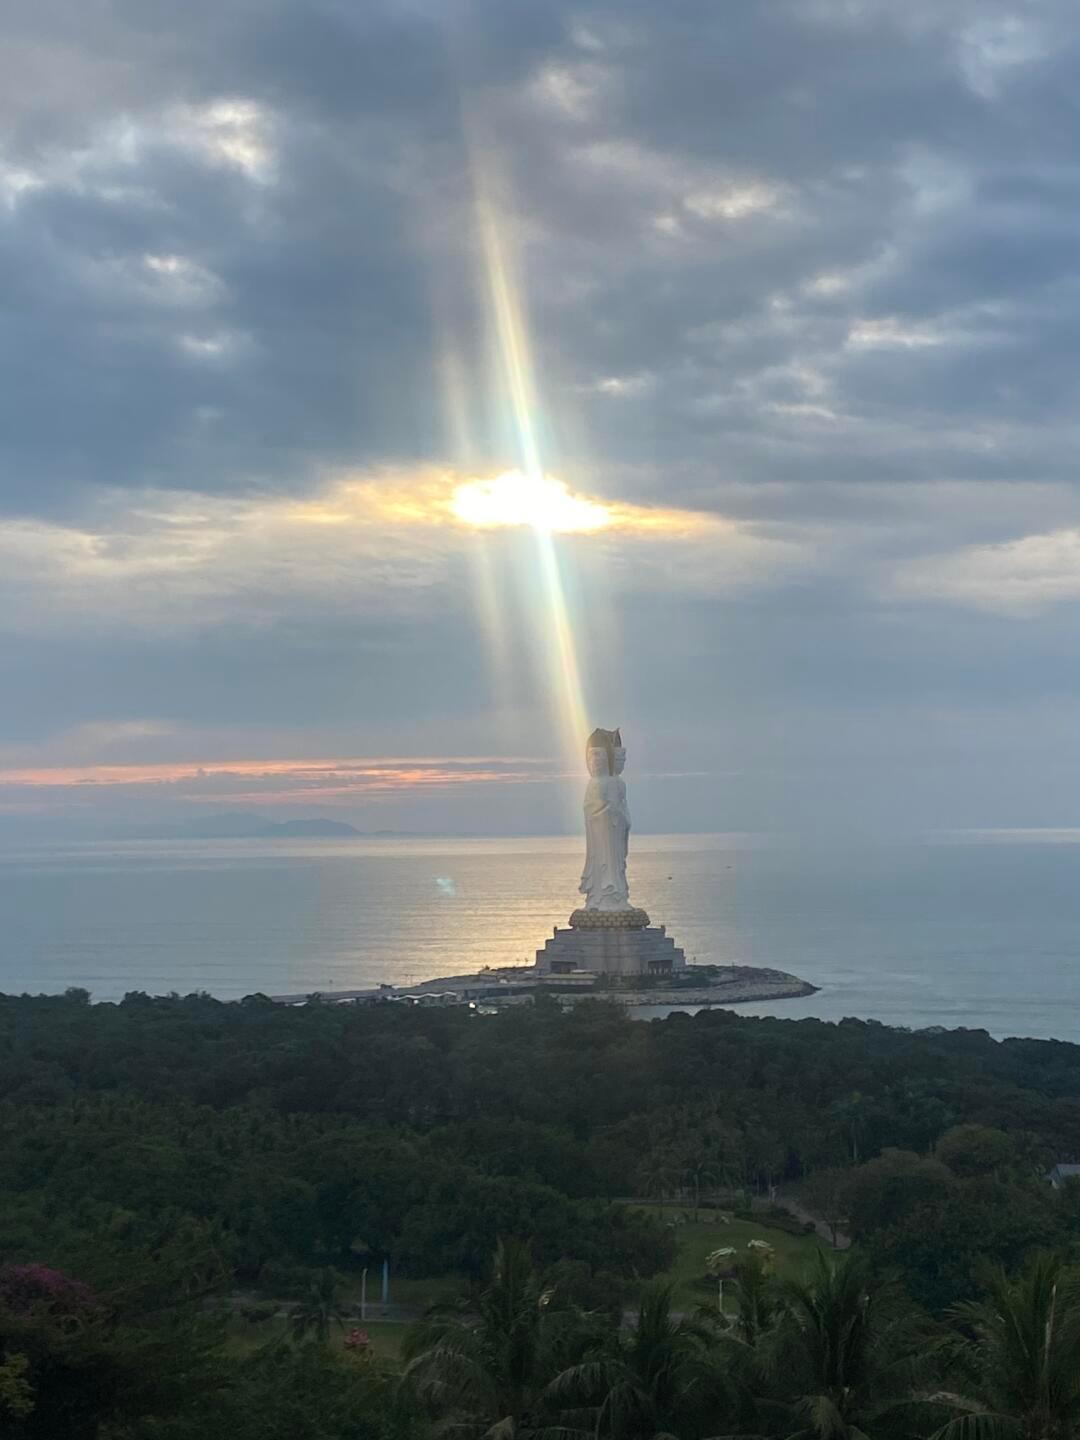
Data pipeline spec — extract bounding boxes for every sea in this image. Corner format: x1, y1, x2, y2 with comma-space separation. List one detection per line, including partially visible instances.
2, 833, 1080, 1042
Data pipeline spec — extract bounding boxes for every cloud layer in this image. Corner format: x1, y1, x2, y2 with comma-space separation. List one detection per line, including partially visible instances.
4, 0, 1080, 832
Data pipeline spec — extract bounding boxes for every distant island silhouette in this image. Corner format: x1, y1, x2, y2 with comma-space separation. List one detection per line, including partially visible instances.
134, 812, 363, 840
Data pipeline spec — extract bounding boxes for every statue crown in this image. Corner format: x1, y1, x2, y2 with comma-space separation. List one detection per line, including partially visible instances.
586, 727, 623, 775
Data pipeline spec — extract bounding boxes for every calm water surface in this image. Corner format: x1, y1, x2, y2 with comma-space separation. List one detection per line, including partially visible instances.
1, 834, 1079, 1041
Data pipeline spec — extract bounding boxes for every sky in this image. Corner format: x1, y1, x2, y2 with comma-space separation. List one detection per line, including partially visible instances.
3, 0, 1080, 838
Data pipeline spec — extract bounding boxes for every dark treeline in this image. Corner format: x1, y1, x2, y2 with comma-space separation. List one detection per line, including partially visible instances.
4, 989, 1080, 1437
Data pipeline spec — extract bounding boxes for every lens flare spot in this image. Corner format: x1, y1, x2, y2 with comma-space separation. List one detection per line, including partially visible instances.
451, 470, 610, 534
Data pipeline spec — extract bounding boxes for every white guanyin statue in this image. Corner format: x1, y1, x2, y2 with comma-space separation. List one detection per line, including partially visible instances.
579, 727, 633, 912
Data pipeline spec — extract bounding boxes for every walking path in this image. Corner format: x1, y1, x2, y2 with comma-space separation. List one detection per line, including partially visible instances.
776, 1194, 850, 1250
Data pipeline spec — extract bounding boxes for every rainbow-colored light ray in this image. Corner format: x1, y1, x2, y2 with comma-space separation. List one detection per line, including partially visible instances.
472, 158, 590, 771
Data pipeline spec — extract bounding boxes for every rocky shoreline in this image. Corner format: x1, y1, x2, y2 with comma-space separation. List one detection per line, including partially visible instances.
578, 967, 818, 1008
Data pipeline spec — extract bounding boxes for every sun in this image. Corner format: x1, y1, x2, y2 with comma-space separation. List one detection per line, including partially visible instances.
449, 469, 611, 534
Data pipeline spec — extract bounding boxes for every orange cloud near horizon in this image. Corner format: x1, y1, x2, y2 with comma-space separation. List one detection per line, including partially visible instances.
0, 755, 565, 808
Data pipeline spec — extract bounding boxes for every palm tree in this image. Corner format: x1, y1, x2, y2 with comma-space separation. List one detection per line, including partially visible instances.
547, 1282, 713, 1439
638, 1155, 677, 1217
726, 1252, 781, 1349
289, 1268, 347, 1345
829, 1093, 870, 1165
402, 1238, 592, 1438
769, 1250, 932, 1440
692, 1255, 784, 1440
930, 1252, 1080, 1440
686, 1159, 721, 1221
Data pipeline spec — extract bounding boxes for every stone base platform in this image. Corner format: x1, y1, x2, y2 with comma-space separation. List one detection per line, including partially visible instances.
567, 907, 651, 929
535, 923, 686, 977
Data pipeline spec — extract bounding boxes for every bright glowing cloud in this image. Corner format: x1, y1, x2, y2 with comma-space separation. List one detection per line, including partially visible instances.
0, 467, 807, 647
449, 470, 611, 532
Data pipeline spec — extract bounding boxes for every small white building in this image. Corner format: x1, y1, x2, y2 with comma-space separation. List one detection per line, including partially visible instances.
396, 991, 461, 1007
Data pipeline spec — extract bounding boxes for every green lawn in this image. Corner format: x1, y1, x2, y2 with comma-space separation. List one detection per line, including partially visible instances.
631, 1204, 829, 1311
351, 1278, 460, 1313
338, 1271, 461, 1312
350, 1319, 405, 1359
225, 1206, 828, 1356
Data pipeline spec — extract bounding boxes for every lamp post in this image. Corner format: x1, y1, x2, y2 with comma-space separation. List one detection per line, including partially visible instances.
705, 1246, 736, 1317
360, 1268, 367, 1322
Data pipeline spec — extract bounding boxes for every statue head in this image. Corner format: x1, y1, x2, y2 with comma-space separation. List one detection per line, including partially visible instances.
586, 727, 624, 776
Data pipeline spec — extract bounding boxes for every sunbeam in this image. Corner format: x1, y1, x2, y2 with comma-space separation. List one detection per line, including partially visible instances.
470, 142, 592, 773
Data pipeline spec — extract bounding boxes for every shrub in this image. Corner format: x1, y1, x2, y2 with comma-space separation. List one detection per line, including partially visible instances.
732, 1206, 812, 1237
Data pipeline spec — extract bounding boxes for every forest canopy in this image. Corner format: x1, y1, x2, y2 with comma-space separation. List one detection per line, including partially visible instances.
4, 991, 1080, 1437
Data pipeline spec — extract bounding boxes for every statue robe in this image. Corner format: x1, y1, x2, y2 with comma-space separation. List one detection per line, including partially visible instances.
579, 774, 631, 910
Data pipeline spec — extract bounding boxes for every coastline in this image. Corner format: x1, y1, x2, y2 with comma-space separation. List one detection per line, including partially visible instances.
569, 968, 819, 1008
270, 964, 818, 1009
